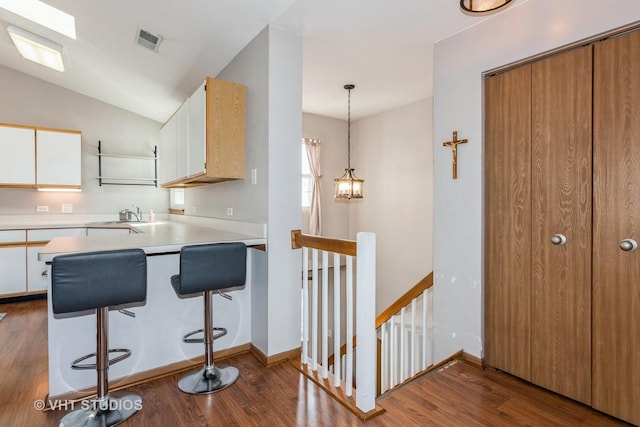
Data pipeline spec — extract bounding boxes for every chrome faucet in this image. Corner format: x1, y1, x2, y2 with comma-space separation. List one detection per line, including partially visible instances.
119, 207, 141, 222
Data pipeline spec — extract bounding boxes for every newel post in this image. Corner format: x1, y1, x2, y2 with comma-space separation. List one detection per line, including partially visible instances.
355, 232, 376, 412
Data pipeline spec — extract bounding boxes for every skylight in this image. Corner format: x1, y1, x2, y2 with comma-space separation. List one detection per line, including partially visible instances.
0, 0, 76, 39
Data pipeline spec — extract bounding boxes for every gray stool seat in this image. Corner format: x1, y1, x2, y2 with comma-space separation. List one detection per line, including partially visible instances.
171, 242, 247, 394
52, 249, 147, 427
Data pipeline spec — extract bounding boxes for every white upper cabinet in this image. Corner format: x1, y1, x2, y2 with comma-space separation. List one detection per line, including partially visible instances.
36, 129, 82, 188
176, 100, 189, 181
0, 124, 36, 186
159, 113, 177, 184
0, 123, 81, 189
187, 80, 206, 178
160, 77, 245, 188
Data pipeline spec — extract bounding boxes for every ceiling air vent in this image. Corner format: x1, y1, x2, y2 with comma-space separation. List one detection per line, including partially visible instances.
135, 27, 162, 52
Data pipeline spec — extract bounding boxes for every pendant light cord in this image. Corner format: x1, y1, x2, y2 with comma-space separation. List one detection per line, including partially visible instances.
347, 86, 351, 170
344, 84, 355, 170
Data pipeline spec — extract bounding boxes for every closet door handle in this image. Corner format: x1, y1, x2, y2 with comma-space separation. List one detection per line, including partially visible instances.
620, 239, 638, 252
551, 234, 567, 245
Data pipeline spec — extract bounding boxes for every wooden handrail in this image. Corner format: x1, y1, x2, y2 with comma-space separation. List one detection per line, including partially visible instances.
328, 336, 357, 367
325, 273, 433, 371
375, 272, 433, 329
291, 230, 357, 256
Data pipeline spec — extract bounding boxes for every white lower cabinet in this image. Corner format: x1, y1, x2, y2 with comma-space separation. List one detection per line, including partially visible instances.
25, 228, 86, 294
26, 246, 48, 292
2, 227, 133, 297
0, 230, 27, 296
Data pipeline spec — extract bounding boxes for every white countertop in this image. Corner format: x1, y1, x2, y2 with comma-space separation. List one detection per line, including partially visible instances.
38, 220, 266, 262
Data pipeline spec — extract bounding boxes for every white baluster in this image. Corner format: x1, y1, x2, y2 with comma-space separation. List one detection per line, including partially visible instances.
411, 298, 416, 376
321, 250, 329, 378
302, 247, 308, 366
311, 249, 318, 371
422, 289, 428, 370
390, 313, 396, 388
333, 252, 341, 386
345, 254, 354, 396
400, 306, 406, 382
381, 321, 388, 393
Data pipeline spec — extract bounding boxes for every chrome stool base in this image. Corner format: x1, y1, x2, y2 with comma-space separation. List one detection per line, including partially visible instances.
59, 391, 142, 427
178, 365, 239, 394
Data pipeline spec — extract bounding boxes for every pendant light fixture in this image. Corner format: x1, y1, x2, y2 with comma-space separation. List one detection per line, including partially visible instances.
334, 84, 364, 199
460, 0, 513, 13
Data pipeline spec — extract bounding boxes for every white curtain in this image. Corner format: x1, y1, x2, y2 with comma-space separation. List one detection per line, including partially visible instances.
304, 138, 322, 235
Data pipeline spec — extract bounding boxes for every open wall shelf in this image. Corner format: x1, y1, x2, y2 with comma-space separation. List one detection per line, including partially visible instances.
97, 140, 158, 187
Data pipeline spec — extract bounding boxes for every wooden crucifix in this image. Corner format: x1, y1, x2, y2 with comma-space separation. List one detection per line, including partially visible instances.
442, 131, 467, 179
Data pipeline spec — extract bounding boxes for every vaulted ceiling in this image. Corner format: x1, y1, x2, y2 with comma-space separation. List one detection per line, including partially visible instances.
0, 0, 517, 123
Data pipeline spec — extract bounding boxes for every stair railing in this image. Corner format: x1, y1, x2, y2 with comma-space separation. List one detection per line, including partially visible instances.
376, 273, 434, 394
291, 230, 378, 416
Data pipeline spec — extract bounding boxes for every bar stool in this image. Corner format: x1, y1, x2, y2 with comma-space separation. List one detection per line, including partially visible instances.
171, 242, 247, 394
51, 249, 147, 427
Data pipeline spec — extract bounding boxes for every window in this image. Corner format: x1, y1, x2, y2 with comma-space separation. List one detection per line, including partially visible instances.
170, 188, 184, 209
302, 141, 312, 208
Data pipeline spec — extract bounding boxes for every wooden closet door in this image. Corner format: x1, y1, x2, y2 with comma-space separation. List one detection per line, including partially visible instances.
484, 65, 532, 381
593, 29, 640, 426
530, 47, 593, 404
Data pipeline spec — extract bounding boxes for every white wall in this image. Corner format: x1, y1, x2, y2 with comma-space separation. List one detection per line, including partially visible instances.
265, 26, 303, 355
350, 98, 434, 313
194, 25, 302, 357
0, 64, 166, 216
304, 98, 434, 314
432, 0, 640, 361
183, 30, 269, 224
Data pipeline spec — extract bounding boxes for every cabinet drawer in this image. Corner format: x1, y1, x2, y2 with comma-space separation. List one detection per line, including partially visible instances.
27, 228, 85, 242
0, 230, 26, 244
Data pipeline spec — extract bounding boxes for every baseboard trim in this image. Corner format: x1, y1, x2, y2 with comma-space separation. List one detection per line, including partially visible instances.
250, 344, 301, 368
46, 343, 251, 405
461, 351, 483, 368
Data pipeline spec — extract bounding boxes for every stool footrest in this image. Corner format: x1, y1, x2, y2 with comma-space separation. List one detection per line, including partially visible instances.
71, 348, 132, 370
183, 327, 227, 344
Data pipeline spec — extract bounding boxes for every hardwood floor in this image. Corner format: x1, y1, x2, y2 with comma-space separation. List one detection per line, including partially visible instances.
0, 299, 631, 426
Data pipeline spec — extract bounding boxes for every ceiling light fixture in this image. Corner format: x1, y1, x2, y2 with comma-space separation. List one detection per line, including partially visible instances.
334, 84, 364, 200
460, 0, 513, 13
0, 0, 76, 39
7, 25, 66, 72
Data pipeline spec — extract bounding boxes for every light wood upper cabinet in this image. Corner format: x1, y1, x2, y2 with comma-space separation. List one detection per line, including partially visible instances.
0, 123, 81, 189
36, 128, 82, 188
160, 77, 245, 187
0, 124, 36, 187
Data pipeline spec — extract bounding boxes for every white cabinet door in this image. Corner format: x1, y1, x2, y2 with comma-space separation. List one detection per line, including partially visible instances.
176, 101, 189, 181
187, 80, 206, 177
27, 228, 86, 292
0, 125, 35, 186
36, 129, 81, 187
26, 246, 48, 292
159, 113, 177, 184
0, 230, 26, 295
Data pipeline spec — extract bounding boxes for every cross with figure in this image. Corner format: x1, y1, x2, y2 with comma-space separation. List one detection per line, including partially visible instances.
442, 131, 467, 179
